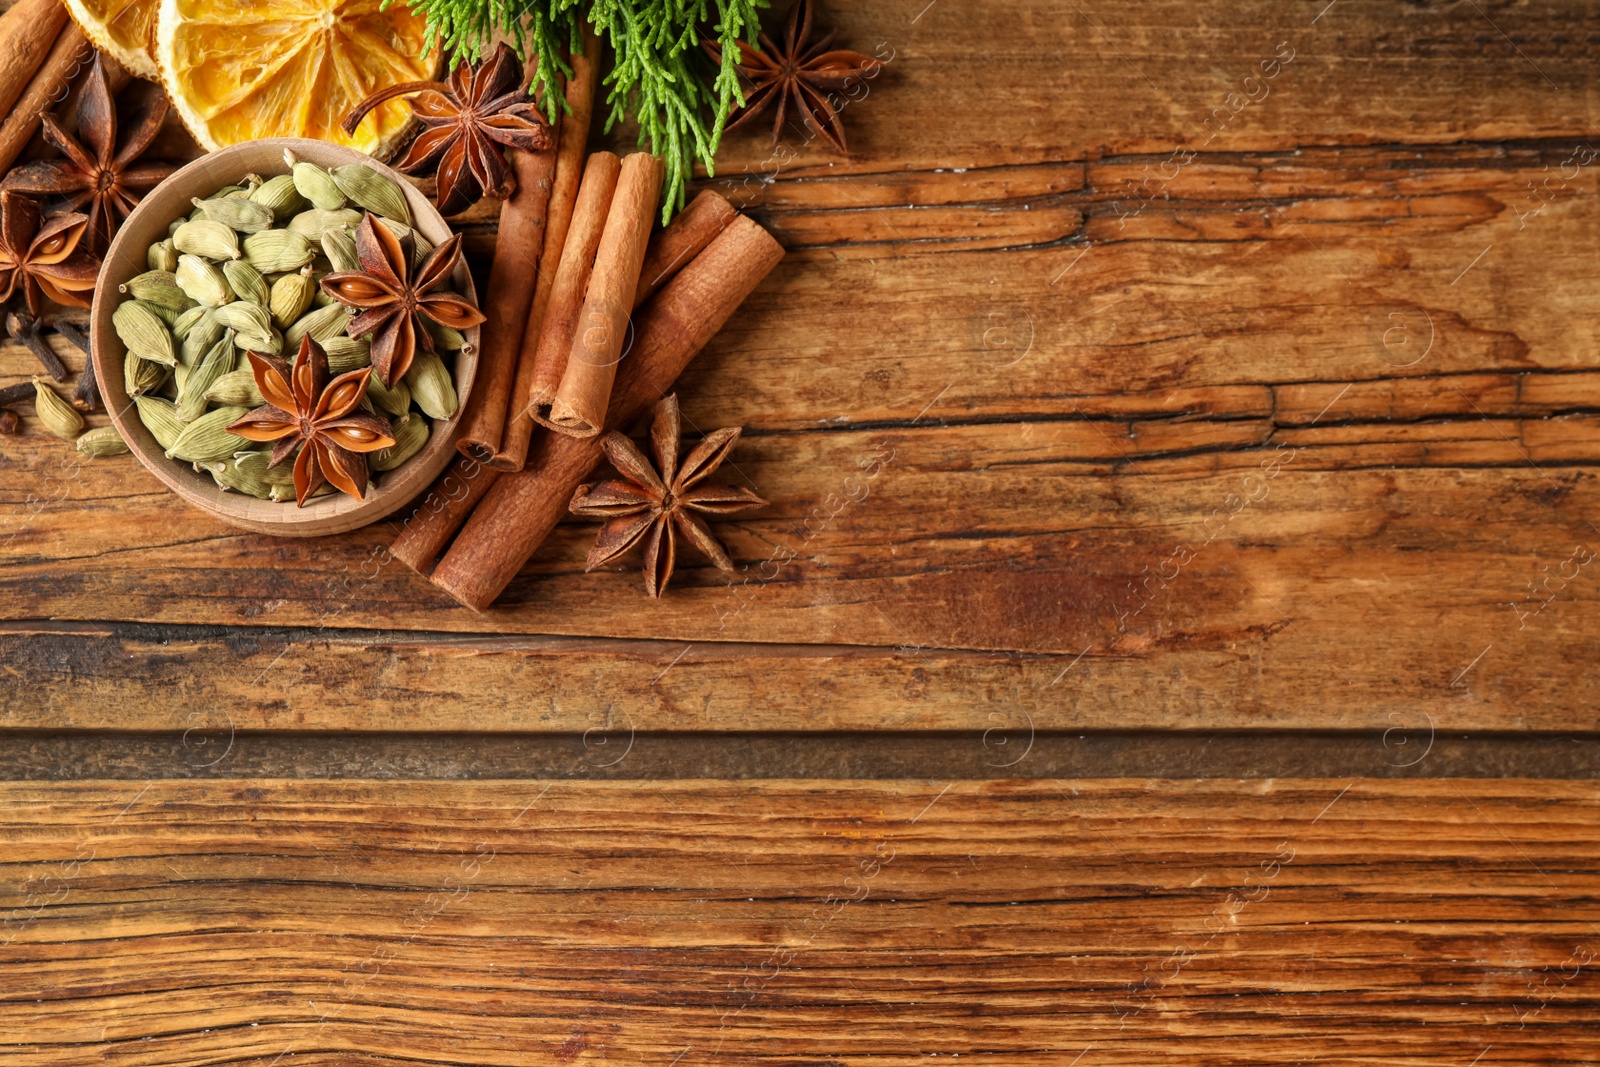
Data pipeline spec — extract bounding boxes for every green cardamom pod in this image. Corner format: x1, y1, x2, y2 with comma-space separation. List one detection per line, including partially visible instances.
113, 300, 177, 366
320, 225, 360, 272
403, 349, 457, 419
210, 453, 274, 498
321, 336, 371, 374
177, 328, 237, 422
332, 164, 412, 227
233, 328, 282, 358
146, 238, 179, 273
214, 300, 273, 338
285, 150, 346, 210
172, 305, 207, 340
173, 218, 242, 260
31, 378, 84, 440
190, 195, 274, 233
124, 348, 168, 396
130, 298, 182, 328
134, 396, 184, 449
366, 371, 411, 418
180, 308, 224, 365
75, 425, 130, 458
423, 318, 466, 352
371, 413, 429, 472
288, 207, 364, 243
242, 229, 314, 273
164, 405, 250, 463
223, 260, 270, 307
268, 265, 316, 328
121, 271, 196, 311
205, 366, 266, 408
225, 454, 297, 499
249, 173, 308, 220
175, 254, 234, 307
284, 303, 351, 350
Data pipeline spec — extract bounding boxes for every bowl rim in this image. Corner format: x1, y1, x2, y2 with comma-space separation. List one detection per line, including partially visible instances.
90, 137, 480, 537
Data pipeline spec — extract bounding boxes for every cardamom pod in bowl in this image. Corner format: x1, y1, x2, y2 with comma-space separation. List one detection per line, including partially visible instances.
90, 138, 481, 537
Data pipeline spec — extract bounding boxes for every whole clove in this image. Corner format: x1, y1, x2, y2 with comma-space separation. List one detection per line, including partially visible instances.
4, 308, 68, 381
56, 322, 100, 411
53, 320, 89, 354
0, 408, 18, 434
0, 381, 34, 406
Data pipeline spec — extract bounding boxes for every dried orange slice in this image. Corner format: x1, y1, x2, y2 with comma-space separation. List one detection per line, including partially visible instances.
63, 0, 159, 79
154, 0, 437, 156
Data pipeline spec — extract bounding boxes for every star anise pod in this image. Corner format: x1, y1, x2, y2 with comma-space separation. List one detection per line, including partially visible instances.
341, 41, 553, 216
702, 0, 881, 153
569, 394, 768, 598
227, 336, 397, 508
0, 192, 97, 316
320, 212, 485, 389
0, 54, 176, 255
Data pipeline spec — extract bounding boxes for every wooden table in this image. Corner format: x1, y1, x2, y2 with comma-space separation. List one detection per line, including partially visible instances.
4, 0, 1599, 1062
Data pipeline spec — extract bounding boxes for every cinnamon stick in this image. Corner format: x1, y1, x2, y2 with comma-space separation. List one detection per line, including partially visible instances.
394, 188, 727, 572
387, 455, 501, 574
633, 191, 737, 310
493, 24, 601, 472
544, 151, 664, 438
0, 0, 68, 125
428, 214, 785, 611
0, 22, 89, 175
517, 150, 619, 428
455, 70, 560, 464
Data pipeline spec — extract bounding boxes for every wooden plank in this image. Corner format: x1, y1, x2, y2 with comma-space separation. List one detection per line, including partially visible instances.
5, 0, 1600, 731
697, 0, 1600, 175
2, 778, 1598, 1064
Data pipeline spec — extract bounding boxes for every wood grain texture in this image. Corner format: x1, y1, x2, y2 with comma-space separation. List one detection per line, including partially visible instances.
3, 0, 1599, 729
3, 778, 1599, 1064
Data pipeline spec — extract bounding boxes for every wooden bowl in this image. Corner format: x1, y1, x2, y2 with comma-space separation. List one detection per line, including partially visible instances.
91, 138, 480, 537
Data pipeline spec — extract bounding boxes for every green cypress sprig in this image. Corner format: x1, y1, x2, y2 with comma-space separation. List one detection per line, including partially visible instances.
387, 0, 766, 221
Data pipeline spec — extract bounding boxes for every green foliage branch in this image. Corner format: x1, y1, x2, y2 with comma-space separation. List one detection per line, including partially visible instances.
389, 0, 766, 220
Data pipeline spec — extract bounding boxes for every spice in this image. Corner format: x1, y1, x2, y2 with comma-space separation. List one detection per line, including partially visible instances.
545, 152, 664, 438
0, 408, 18, 435
226, 337, 397, 506
518, 152, 620, 434
330, 164, 412, 227
482, 28, 601, 471
633, 191, 737, 309
423, 214, 784, 609
54, 320, 99, 413
319, 212, 483, 387
0, 192, 97, 315
0, 0, 69, 132
341, 42, 553, 216
399, 0, 763, 219
4, 308, 68, 380
570, 394, 765, 597
372, 414, 430, 472
114, 157, 472, 500
0, 25, 92, 179
75, 425, 129, 457
454, 49, 562, 468
0, 55, 177, 254
164, 404, 250, 463
31, 376, 84, 440
703, 0, 881, 153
